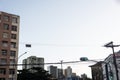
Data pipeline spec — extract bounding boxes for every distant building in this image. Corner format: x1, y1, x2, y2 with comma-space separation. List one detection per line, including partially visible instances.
22, 56, 44, 69
89, 61, 103, 80
58, 68, 64, 80
47, 65, 58, 79
64, 66, 72, 78
0, 11, 20, 80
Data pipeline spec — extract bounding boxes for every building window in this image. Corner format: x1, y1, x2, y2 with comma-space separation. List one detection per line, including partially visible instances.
11, 26, 17, 31
0, 78, 5, 80
1, 50, 7, 56
10, 51, 16, 57
4, 15, 9, 22
0, 15, 1, 20
11, 34, 17, 39
9, 69, 15, 74
2, 41, 8, 47
11, 42, 16, 48
8, 78, 14, 80
10, 59, 15, 64
2, 32, 9, 38
12, 17, 18, 23
3, 24, 9, 30
0, 59, 7, 64
0, 68, 6, 75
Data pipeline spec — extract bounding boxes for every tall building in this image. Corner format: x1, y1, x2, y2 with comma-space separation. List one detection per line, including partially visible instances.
22, 56, 44, 69
47, 65, 58, 79
64, 66, 72, 78
58, 68, 64, 80
0, 11, 20, 80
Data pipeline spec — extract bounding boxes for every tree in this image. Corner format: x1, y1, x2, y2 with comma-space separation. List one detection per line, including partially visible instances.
17, 67, 53, 80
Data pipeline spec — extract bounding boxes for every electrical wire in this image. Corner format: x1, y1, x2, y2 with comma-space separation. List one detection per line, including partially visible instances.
0, 59, 104, 66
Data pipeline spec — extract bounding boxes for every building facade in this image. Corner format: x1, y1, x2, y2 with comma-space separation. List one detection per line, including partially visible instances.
64, 66, 72, 78
103, 52, 120, 80
90, 61, 103, 80
0, 11, 20, 80
47, 65, 58, 79
22, 56, 44, 69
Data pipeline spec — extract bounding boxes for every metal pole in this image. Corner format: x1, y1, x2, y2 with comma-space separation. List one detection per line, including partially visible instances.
60, 60, 63, 80
105, 64, 109, 80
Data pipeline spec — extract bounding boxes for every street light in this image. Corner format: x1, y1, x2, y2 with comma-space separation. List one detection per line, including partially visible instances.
104, 41, 119, 80
18, 52, 27, 59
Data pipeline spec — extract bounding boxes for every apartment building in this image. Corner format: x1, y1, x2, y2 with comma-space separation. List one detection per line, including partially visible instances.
22, 56, 44, 69
64, 66, 72, 78
0, 11, 20, 80
47, 65, 58, 79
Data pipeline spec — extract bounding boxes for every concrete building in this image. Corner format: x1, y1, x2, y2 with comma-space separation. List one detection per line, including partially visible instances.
22, 56, 44, 69
103, 51, 120, 80
58, 68, 64, 80
90, 61, 103, 80
0, 11, 20, 80
47, 65, 58, 79
64, 66, 72, 78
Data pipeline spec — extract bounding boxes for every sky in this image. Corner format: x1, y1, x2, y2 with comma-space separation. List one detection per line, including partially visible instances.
1, 0, 120, 78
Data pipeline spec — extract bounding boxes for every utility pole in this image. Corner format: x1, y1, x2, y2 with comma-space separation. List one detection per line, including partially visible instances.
104, 41, 119, 80
105, 64, 109, 80
60, 60, 63, 80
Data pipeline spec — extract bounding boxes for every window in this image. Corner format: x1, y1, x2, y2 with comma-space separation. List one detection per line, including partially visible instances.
3, 24, 9, 30
8, 78, 14, 80
12, 17, 18, 23
11, 34, 16, 39
4, 15, 9, 21
11, 42, 16, 48
9, 69, 15, 74
0, 78, 5, 80
0, 68, 6, 75
0, 15, 1, 20
0, 59, 7, 64
11, 26, 17, 31
2, 41, 8, 47
10, 59, 15, 64
10, 51, 16, 57
1, 50, 7, 56
2, 32, 9, 38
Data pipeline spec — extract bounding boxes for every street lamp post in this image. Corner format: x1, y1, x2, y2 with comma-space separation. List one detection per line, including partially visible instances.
104, 41, 119, 80
18, 52, 27, 60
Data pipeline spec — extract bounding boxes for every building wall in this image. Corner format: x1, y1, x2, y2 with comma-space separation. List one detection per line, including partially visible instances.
0, 11, 19, 80
47, 65, 58, 78
64, 66, 72, 78
22, 56, 44, 69
58, 69, 64, 80
90, 62, 103, 80
103, 53, 120, 80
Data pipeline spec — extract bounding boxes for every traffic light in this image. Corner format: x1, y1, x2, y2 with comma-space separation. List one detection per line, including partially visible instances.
80, 57, 88, 61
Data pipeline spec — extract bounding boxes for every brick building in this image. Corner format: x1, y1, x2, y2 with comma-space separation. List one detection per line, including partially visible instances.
0, 11, 20, 80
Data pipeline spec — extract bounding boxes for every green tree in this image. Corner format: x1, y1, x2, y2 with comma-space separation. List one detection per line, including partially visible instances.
17, 67, 53, 80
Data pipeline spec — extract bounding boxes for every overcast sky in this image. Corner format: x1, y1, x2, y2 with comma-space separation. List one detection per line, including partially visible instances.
1, 0, 120, 77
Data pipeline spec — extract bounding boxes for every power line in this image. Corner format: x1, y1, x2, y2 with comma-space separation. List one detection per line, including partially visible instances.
19, 42, 101, 47
1, 59, 104, 66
